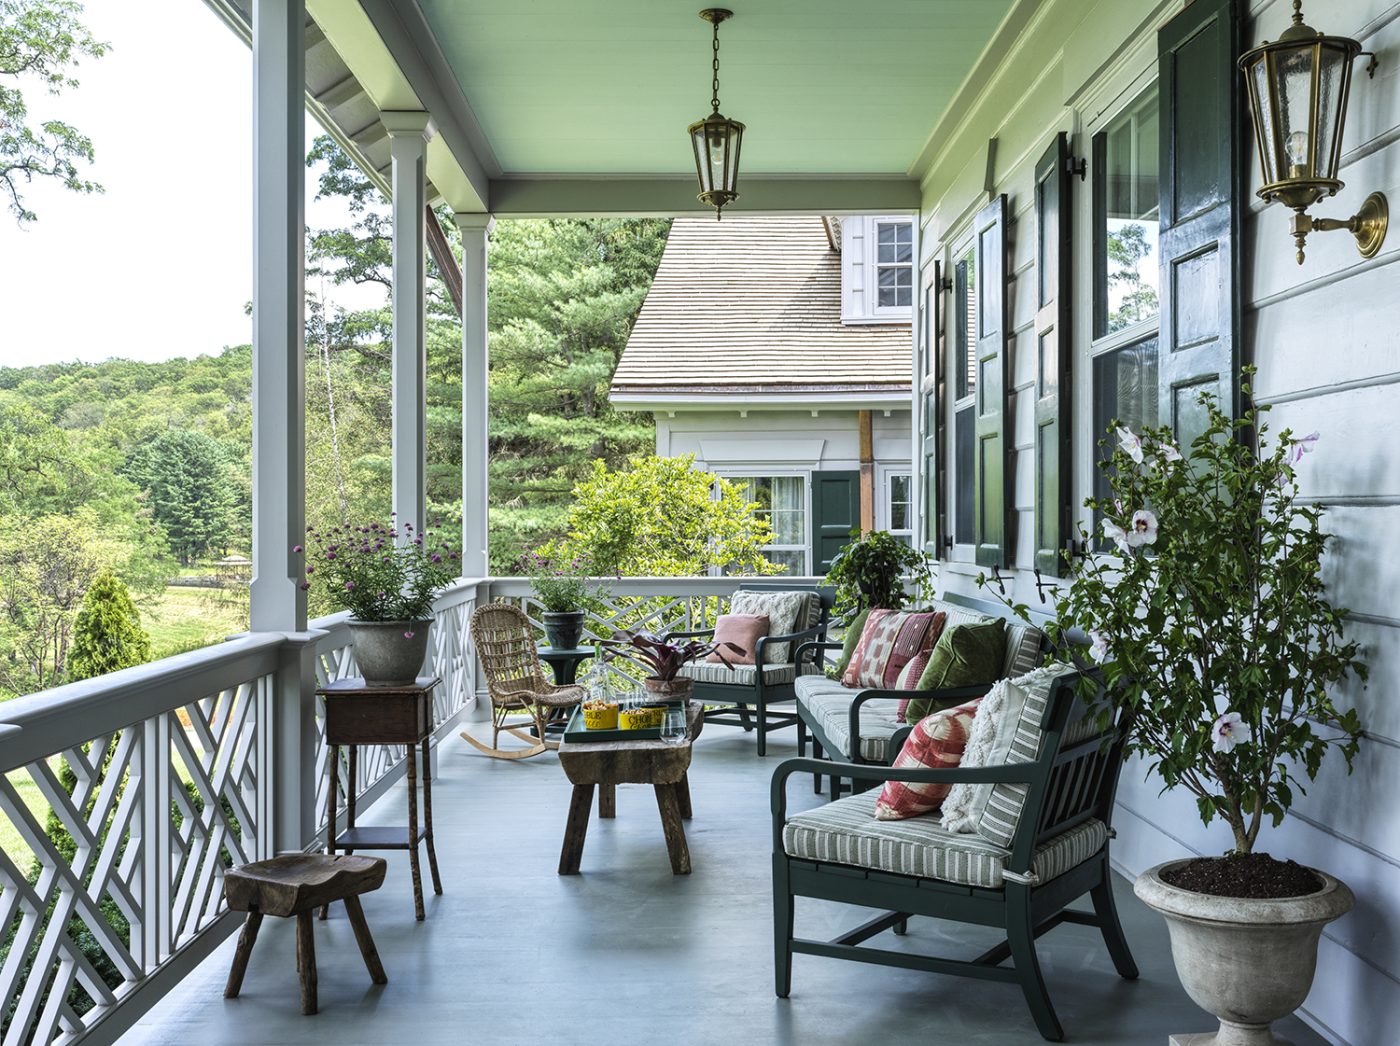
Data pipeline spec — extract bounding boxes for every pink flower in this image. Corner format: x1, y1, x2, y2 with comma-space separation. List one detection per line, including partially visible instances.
305, 566, 314, 575
1291, 431, 1319, 464
292, 544, 303, 553
299, 581, 310, 591
1211, 711, 1252, 753
403, 630, 415, 640
345, 581, 355, 590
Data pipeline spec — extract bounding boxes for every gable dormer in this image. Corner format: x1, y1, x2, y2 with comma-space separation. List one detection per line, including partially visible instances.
840, 215, 914, 324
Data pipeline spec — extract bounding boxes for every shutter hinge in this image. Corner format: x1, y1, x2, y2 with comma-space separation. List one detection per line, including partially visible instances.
1064, 155, 1087, 180
939, 275, 953, 292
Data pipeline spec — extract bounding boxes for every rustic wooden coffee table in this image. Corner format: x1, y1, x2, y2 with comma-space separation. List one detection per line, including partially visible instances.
556, 702, 701, 875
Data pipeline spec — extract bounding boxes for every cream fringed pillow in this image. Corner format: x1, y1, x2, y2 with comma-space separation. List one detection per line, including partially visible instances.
939, 678, 1022, 833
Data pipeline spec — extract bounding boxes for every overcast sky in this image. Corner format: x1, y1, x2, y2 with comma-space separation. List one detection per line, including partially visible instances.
0, 0, 380, 367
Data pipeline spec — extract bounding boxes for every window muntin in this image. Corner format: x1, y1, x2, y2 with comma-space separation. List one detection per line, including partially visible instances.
733, 475, 807, 574
876, 221, 913, 308
1095, 85, 1160, 337
955, 245, 977, 399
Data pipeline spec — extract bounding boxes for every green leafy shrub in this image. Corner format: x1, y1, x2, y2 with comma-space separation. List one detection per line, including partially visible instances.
67, 569, 152, 682
825, 529, 935, 618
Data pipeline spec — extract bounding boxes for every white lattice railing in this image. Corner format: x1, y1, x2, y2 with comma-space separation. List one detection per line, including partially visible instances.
0, 635, 282, 1046
484, 576, 826, 686
0, 577, 485, 1046
311, 578, 481, 827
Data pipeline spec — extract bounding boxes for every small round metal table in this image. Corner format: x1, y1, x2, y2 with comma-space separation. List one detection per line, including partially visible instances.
536, 645, 593, 686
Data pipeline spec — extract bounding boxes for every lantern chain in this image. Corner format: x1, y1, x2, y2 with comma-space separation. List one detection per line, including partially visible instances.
711, 19, 722, 113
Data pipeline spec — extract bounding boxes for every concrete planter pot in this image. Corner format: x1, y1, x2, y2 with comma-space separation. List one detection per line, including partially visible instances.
643, 676, 694, 702
541, 610, 586, 650
348, 619, 431, 687
1134, 860, 1354, 1046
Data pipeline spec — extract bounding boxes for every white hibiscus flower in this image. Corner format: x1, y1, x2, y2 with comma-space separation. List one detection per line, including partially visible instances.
1116, 426, 1144, 464
1291, 431, 1319, 464
1089, 631, 1111, 663
1211, 711, 1252, 753
1126, 509, 1158, 548
1101, 517, 1131, 554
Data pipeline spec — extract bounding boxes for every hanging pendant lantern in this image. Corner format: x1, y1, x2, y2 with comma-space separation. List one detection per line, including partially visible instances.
688, 9, 744, 220
1238, 0, 1387, 263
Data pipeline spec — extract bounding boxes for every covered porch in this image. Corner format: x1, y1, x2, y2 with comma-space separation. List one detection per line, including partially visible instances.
0, 0, 1394, 1042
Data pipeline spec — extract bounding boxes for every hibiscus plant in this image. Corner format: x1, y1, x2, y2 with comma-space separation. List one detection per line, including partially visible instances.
1026, 388, 1365, 855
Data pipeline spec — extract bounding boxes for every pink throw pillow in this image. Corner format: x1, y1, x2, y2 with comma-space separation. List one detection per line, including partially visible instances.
705, 614, 769, 665
874, 699, 982, 820
842, 609, 946, 693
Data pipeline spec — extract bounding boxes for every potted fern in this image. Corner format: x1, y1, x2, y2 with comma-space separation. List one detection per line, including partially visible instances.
1040, 389, 1365, 1044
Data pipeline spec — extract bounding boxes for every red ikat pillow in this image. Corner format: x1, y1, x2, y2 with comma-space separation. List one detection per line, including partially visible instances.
874, 698, 983, 821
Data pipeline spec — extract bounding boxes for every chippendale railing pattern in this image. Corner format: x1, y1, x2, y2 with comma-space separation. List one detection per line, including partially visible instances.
0, 635, 281, 1045
0, 578, 485, 1045
484, 577, 823, 686
311, 578, 480, 827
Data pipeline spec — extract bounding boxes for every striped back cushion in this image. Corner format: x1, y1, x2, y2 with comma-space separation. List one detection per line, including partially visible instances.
975, 664, 1070, 848
842, 610, 947, 690
1002, 623, 1044, 678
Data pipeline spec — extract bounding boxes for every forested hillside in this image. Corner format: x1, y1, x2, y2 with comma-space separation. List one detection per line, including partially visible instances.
0, 137, 667, 698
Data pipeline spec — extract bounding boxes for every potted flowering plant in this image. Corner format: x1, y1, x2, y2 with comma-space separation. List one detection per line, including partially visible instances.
297, 519, 459, 686
1035, 388, 1365, 1044
523, 551, 610, 649
601, 630, 744, 702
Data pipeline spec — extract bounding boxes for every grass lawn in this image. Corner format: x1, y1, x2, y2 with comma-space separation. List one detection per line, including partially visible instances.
142, 586, 247, 661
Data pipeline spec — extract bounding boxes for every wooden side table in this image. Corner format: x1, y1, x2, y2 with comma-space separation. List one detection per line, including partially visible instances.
556, 702, 702, 876
318, 676, 443, 921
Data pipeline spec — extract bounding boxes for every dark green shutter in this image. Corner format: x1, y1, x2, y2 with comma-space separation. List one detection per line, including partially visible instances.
925, 263, 947, 557
1157, 0, 1243, 440
1034, 134, 1073, 576
812, 470, 859, 574
973, 194, 1008, 568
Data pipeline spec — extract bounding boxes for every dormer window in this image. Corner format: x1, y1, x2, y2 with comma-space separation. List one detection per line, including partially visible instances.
841, 215, 915, 323
876, 221, 913, 308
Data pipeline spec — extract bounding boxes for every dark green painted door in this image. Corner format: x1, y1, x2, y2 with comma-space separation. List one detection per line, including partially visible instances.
811, 471, 860, 575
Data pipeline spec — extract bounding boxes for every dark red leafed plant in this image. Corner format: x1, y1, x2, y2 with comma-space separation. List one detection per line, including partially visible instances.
601, 630, 745, 682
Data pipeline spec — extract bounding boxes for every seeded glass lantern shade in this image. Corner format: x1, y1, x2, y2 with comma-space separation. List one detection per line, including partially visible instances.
1238, 8, 1360, 212
689, 111, 744, 216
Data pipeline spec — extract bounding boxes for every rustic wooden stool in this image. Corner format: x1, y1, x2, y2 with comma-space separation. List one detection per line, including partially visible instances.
223, 853, 388, 1015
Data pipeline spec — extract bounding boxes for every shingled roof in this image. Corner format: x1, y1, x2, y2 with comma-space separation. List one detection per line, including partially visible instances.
610, 216, 911, 401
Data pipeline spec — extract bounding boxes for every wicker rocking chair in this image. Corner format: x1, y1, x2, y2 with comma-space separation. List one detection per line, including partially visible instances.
463, 602, 586, 760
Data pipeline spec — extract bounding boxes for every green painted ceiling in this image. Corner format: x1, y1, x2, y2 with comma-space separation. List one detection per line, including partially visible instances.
417, 0, 1015, 177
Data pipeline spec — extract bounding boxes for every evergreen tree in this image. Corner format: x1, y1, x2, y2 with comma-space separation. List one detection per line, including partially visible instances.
125, 428, 235, 565
67, 569, 151, 681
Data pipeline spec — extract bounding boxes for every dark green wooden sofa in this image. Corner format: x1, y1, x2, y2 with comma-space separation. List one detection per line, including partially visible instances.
667, 581, 836, 756
771, 667, 1136, 1042
793, 592, 1051, 797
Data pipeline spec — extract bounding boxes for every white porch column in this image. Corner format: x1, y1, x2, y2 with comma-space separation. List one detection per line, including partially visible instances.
455, 213, 494, 577
384, 111, 434, 536
250, 0, 317, 855
249, 0, 305, 634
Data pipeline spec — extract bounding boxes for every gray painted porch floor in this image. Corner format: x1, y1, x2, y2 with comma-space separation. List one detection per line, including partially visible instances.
128, 726, 1325, 1046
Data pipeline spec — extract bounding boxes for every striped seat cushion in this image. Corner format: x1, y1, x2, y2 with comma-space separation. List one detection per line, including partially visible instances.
794, 675, 903, 762
783, 790, 1108, 889
678, 661, 811, 687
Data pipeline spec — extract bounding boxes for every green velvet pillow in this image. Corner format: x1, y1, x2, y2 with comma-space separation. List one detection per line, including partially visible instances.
903, 619, 1007, 722
834, 609, 871, 676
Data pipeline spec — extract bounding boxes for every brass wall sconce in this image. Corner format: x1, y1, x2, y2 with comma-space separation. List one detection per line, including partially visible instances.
688, 9, 744, 219
1239, 1, 1388, 263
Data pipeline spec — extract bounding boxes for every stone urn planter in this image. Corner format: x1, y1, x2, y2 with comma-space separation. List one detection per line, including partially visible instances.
541, 610, 586, 650
643, 676, 694, 702
348, 619, 431, 687
1134, 860, 1354, 1046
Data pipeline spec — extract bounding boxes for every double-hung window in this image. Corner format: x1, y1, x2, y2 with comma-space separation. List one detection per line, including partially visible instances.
875, 221, 913, 309
883, 470, 913, 547
730, 475, 807, 575
951, 240, 977, 550
1091, 82, 1161, 515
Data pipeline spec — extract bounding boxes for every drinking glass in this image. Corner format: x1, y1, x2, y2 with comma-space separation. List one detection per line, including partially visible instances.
660, 707, 688, 745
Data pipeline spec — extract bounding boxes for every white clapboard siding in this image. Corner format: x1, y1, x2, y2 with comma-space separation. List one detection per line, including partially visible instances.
916, 0, 1400, 1038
